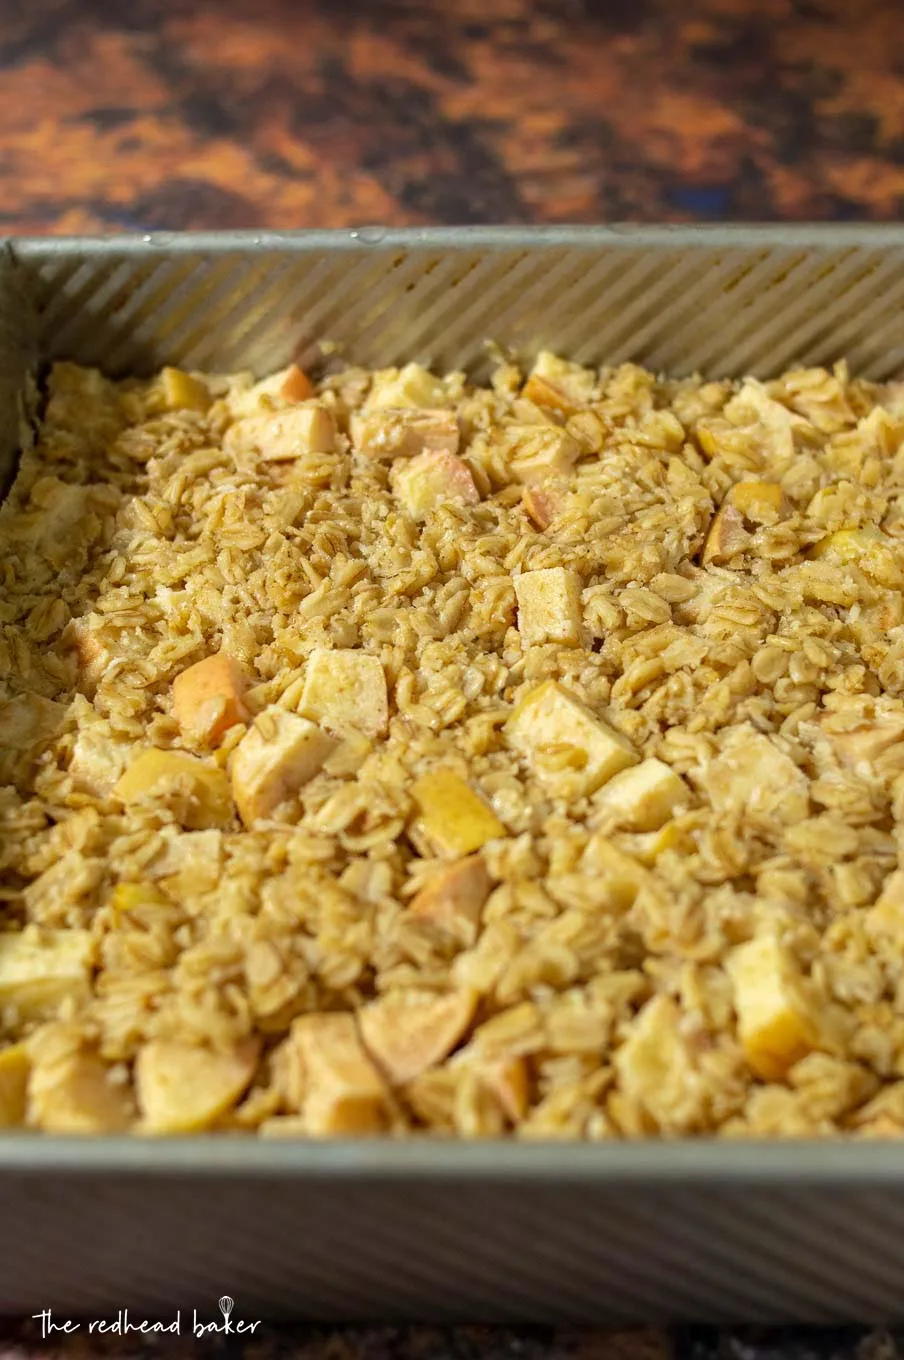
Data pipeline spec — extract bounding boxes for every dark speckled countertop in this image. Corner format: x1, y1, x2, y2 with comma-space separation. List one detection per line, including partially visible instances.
1, 0, 903, 232
2, 0, 904, 1355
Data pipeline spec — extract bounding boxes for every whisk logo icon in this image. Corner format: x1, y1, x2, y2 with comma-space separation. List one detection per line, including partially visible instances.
192, 1296, 260, 1337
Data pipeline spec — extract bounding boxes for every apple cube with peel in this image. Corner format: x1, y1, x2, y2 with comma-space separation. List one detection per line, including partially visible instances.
409, 854, 492, 945
114, 750, 233, 828
0, 930, 93, 1021
224, 405, 336, 461
522, 484, 566, 530
521, 350, 595, 413
479, 1055, 529, 1122
359, 989, 477, 1086
726, 934, 820, 1081
350, 408, 459, 460
594, 757, 688, 831
228, 366, 313, 417
392, 450, 480, 519
64, 616, 112, 693
514, 567, 583, 646
412, 770, 506, 856
809, 525, 902, 588
366, 362, 448, 410
299, 648, 389, 737
506, 680, 639, 796
726, 480, 791, 523
287, 1013, 390, 1136
161, 366, 211, 413
702, 504, 749, 564
135, 1039, 259, 1133
279, 364, 315, 403
172, 652, 250, 748
230, 707, 335, 826
499, 426, 580, 484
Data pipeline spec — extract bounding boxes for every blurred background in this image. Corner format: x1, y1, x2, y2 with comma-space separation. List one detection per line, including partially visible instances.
1, 0, 901, 234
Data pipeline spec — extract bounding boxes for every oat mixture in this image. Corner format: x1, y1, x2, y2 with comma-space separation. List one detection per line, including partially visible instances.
3, 351, 904, 1138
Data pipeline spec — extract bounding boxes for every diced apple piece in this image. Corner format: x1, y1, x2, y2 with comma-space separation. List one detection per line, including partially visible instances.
480, 1055, 529, 1122
695, 419, 726, 460
110, 881, 169, 914
809, 526, 902, 588
114, 750, 233, 828
707, 728, 808, 825
147, 829, 223, 892
288, 1013, 390, 1135
726, 480, 791, 523
230, 708, 334, 826
228, 367, 306, 417
810, 525, 884, 562
824, 711, 904, 769
172, 652, 251, 747
299, 648, 388, 737
409, 855, 492, 945
514, 567, 583, 647
499, 426, 580, 484
724, 379, 803, 460
727, 934, 820, 1082
522, 351, 595, 413
581, 836, 651, 911
613, 995, 696, 1129
522, 484, 566, 530
225, 405, 336, 461
360, 989, 477, 1086
0, 693, 66, 786
0, 1045, 29, 1128
0, 930, 93, 1021
412, 770, 505, 856
392, 450, 479, 519
279, 364, 315, 403
161, 366, 211, 413
594, 757, 688, 831
366, 362, 447, 410
506, 680, 638, 797
521, 374, 575, 415
350, 408, 459, 460
64, 616, 112, 693
867, 869, 904, 937
629, 819, 688, 866
0, 693, 66, 753
135, 1038, 259, 1133
29, 1049, 133, 1134
69, 722, 130, 796
702, 504, 749, 564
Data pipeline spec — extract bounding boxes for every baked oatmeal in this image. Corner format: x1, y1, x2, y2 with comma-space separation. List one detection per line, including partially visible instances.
2, 351, 904, 1138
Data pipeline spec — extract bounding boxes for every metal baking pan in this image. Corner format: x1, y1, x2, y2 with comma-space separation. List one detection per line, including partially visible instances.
3, 225, 904, 1326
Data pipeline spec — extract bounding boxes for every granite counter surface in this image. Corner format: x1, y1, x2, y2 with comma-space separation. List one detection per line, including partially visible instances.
1, 0, 903, 233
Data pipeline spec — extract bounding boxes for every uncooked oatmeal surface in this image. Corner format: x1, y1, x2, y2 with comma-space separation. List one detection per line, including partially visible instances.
3, 351, 904, 1138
